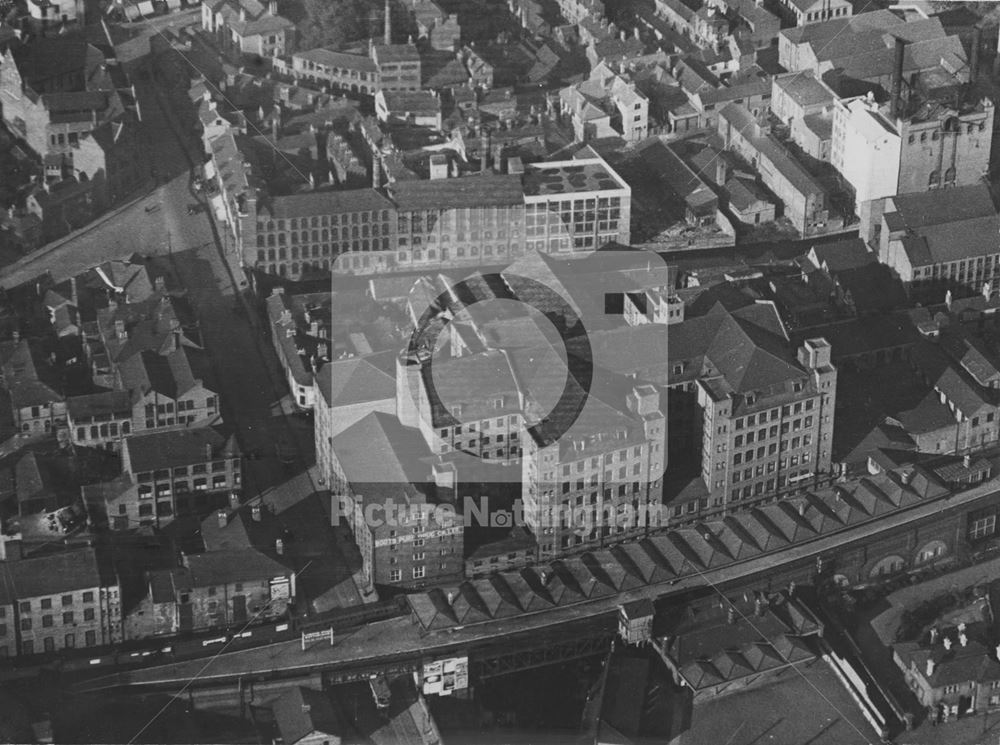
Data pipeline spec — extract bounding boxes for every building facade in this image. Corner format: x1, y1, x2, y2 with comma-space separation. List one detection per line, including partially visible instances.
4, 548, 122, 656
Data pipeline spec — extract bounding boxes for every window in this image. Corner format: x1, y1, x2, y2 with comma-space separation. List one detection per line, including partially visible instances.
412, 566, 426, 579
41, 598, 52, 610
85, 630, 96, 646
20, 619, 31, 631
971, 514, 997, 540
61, 595, 73, 607
42, 615, 53, 628
82, 592, 94, 603
63, 612, 74, 625
83, 608, 94, 621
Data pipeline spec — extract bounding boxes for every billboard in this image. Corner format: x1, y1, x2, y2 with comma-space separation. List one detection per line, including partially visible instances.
422, 656, 469, 695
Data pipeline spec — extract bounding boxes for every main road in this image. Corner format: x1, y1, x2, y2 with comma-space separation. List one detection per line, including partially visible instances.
72, 466, 1000, 693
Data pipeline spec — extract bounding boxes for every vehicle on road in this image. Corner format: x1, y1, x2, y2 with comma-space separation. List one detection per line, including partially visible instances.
144, 204, 160, 213
186, 204, 204, 215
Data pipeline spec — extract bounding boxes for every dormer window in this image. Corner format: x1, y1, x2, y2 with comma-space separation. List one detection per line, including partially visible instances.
793, 381, 803, 393
746, 393, 756, 406
672, 363, 683, 375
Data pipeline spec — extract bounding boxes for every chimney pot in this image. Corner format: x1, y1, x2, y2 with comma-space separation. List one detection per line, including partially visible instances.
252, 504, 262, 521
276, 538, 284, 555
217, 510, 227, 528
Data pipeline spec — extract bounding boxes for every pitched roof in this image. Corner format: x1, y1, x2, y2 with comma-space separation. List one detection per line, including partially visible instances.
265, 189, 394, 219
388, 174, 523, 210
719, 103, 826, 199
271, 687, 343, 745
888, 185, 1000, 267
123, 425, 238, 474
182, 549, 291, 586
1, 547, 111, 600
316, 350, 397, 409
330, 411, 434, 505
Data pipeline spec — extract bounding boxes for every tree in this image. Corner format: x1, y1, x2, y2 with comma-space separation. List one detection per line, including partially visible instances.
300, 0, 385, 50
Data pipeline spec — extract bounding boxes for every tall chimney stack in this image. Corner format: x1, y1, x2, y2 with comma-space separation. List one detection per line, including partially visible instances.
891, 36, 906, 118
384, 0, 392, 45
971, 25, 982, 87
480, 129, 489, 172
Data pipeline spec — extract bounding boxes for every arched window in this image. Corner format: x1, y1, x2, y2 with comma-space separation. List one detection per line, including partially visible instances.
267, 234, 275, 246
312, 230, 319, 242
278, 233, 286, 245
929, 171, 940, 188
268, 249, 276, 261
920, 132, 927, 143
944, 167, 956, 185
278, 247, 287, 260
321, 229, 329, 240
291, 262, 299, 275
915, 540, 947, 564
869, 555, 906, 578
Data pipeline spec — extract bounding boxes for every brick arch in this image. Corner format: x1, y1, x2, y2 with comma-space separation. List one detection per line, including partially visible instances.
869, 554, 906, 579
914, 539, 948, 565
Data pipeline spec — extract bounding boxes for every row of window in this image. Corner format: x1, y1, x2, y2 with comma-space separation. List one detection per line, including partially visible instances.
734, 400, 814, 430
732, 453, 812, 483
22, 607, 95, 629
137, 461, 233, 482
20, 592, 94, 611
21, 631, 97, 653
257, 212, 391, 231
76, 420, 131, 441
907, 123, 985, 145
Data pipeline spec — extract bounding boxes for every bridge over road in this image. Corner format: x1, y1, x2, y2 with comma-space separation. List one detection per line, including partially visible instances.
72, 467, 1000, 694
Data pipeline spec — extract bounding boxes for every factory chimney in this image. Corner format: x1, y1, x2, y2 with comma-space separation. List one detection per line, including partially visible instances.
891, 36, 906, 118
480, 129, 489, 172
384, 0, 392, 45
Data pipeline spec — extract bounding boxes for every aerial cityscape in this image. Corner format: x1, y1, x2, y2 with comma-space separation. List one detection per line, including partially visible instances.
0, 0, 999, 742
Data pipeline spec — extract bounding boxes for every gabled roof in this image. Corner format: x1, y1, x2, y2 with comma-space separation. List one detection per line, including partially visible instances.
271, 687, 343, 745
316, 350, 396, 409
123, 425, 238, 475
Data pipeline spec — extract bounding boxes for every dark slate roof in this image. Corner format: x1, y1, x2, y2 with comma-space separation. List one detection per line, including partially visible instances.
265, 189, 394, 219
67, 390, 133, 419
15, 452, 77, 513
11, 36, 94, 89
272, 687, 343, 745
388, 174, 523, 210
808, 238, 873, 273
123, 426, 238, 474
182, 549, 290, 587
373, 43, 421, 64
1, 547, 112, 600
